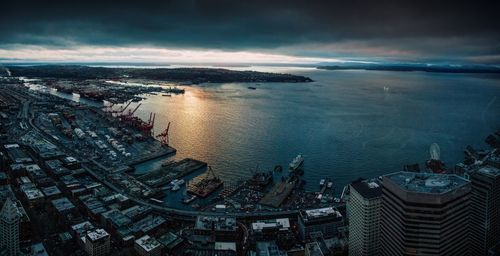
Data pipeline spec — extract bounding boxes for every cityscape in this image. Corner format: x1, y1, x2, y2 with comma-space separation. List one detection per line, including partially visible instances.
1, 1, 500, 256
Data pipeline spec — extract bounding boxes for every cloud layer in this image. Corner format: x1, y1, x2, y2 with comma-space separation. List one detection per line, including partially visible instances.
2, 0, 500, 63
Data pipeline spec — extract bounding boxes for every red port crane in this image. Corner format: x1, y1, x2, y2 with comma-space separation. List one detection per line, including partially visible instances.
156, 122, 171, 146
126, 103, 142, 117
116, 101, 134, 117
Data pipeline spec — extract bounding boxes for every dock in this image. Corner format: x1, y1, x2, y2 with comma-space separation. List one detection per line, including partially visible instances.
187, 167, 224, 198
127, 146, 177, 166
137, 158, 207, 187
259, 178, 297, 208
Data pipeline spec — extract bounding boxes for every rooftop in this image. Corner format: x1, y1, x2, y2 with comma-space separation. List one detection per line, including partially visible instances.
252, 218, 290, 232
214, 242, 237, 252
42, 186, 61, 197
135, 235, 162, 252
350, 178, 382, 200
4, 144, 32, 163
122, 205, 152, 219
51, 197, 76, 213
102, 209, 131, 228
0, 198, 21, 223
256, 241, 287, 256
31, 242, 49, 256
302, 207, 342, 220
477, 166, 500, 178
158, 232, 183, 249
131, 215, 166, 233
195, 215, 237, 231
71, 221, 95, 237
0, 185, 14, 201
63, 156, 78, 163
23, 187, 45, 201
384, 172, 469, 194
86, 228, 109, 242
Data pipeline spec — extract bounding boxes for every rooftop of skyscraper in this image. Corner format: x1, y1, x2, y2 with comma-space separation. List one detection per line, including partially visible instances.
350, 178, 382, 199
477, 166, 500, 178
384, 172, 469, 194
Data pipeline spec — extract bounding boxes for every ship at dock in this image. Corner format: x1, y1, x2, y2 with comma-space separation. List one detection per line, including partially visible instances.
289, 154, 304, 172
187, 166, 223, 198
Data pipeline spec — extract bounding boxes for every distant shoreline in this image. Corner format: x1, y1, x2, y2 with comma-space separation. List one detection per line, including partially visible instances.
317, 64, 500, 74
3, 65, 313, 83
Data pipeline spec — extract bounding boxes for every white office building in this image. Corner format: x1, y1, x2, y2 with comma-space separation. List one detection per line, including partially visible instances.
348, 179, 382, 256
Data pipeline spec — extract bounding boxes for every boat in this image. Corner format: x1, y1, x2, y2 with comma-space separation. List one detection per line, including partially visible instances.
319, 179, 326, 187
247, 86, 257, 90
289, 154, 304, 171
170, 179, 185, 186
162, 94, 172, 97
327, 181, 333, 189
182, 195, 197, 204
171, 184, 181, 191
161, 184, 173, 190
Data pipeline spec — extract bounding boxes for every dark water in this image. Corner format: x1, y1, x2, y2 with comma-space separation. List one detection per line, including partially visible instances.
130, 67, 500, 191
30, 67, 500, 192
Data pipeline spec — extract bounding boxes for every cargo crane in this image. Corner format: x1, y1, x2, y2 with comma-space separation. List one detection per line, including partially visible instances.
156, 122, 171, 146
115, 101, 133, 117
104, 101, 132, 117
125, 103, 142, 117
138, 112, 156, 136
108, 101, 156, 137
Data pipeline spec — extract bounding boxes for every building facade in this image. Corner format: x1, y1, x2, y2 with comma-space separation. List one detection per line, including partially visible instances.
134, 235, 162, 256
380, 172, 471, 256
298, 207, 343, 241
348, 179, 382, 256
84, 229, 111, 256
470, 166, 500, 256
0, 198, 21, 256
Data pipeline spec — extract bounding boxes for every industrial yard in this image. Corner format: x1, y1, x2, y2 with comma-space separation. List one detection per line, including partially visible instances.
0, 74, 348, 213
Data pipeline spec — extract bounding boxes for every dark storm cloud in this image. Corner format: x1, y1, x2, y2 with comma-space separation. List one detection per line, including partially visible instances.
1, 0, 500, 63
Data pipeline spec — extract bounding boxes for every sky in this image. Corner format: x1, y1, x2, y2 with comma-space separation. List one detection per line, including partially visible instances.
1, 0, 500, 65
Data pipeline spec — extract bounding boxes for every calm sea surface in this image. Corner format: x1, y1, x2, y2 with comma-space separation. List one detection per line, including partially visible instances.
36, 66, 500, 191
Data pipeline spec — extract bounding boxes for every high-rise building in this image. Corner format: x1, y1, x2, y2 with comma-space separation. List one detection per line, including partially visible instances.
298, 207, 344, 241
348, 179, 382, 256
380, 172, 471, 256
469, 166, 500, 256
84, 229, 111, 256
0, 198, 21, 256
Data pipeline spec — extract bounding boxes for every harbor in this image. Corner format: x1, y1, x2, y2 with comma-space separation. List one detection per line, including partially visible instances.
135, 158, 207, 188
